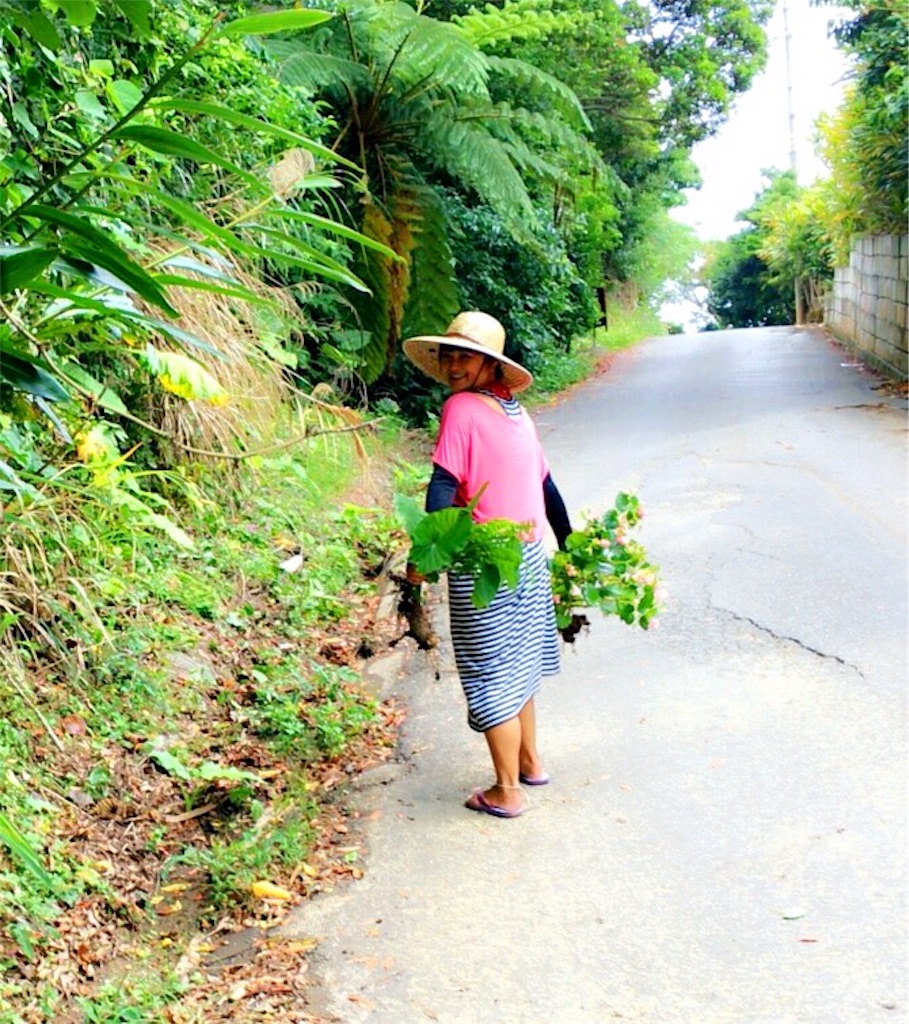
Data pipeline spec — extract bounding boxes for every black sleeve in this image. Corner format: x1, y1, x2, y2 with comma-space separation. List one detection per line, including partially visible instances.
543, 472, 573, 550
426, 463, 459, 512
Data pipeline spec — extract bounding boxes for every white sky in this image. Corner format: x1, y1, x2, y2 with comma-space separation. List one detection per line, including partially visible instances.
671, 0, 854, 242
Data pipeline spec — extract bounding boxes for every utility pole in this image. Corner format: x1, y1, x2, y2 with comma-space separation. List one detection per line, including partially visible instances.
781, 0, 804, 323
781, 0, 798, 176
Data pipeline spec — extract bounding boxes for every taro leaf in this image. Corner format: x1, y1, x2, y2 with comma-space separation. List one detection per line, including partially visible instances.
472, 563, 502, 608
0, 346, 70, 402
409, 506, 473, 575
0, 246, 57, 293
394, 493, 425, 536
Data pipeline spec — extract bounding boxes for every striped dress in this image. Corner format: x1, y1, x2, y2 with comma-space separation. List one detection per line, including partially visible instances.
448, 538, 561, 732
438, 392, 561, 732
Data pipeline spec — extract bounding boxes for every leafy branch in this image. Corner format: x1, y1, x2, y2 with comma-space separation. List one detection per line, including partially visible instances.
550, 492, 662, 642
395, 492, 526, 609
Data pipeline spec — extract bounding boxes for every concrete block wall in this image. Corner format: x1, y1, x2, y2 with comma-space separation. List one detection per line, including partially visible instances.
824, 233, 908, 379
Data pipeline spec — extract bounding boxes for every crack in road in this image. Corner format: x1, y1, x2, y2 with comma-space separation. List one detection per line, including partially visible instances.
716, 605, 866, 677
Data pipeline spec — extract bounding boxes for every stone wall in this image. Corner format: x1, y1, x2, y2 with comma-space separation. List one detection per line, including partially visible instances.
824, 233, 908, 379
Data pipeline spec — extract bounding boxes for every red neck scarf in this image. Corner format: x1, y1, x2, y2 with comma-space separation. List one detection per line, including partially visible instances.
479, 382, 514, 401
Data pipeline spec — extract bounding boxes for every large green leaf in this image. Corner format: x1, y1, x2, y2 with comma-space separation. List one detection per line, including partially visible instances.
0, 246, 57, 294
111, 0, 151, 37
276, 209, 401, 260
218, 9, 334, 39
0, 344, 70, 402
148, 99, 357, 170
59, 363, 128, 415
110, 126, 259, 186
57, 0, 97, 28
394, 493, 425, 536
6, 7, 62, 51
25, 205, 178, 316
409, 507, 474, 575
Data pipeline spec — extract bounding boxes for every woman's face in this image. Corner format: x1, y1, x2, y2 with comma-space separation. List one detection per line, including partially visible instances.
439, 347, 497, 393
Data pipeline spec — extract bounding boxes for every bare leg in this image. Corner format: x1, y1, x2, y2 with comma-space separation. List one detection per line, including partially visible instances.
518, 697, 545, 780
480, 716, 524, 812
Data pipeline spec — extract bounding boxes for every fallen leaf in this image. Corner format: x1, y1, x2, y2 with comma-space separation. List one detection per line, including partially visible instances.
251, 880, 293, 901
281, 938, 320, 954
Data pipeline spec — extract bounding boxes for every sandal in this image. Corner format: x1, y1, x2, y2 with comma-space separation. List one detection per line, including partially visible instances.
464, 788, 525, 819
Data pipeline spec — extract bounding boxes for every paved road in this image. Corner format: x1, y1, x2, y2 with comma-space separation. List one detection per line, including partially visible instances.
289, 326, 908, 1024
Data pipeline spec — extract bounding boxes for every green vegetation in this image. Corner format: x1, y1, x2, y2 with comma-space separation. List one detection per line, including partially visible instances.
0, 0, 780, 1014
703, 0, 907, 327
0, 426, 402, 1020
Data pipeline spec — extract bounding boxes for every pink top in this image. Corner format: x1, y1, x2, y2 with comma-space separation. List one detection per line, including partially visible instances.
432, 391, 550, 541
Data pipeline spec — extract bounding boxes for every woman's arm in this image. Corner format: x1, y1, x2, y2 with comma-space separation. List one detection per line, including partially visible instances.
543, 472, 572, 550
426, 462, 459, 512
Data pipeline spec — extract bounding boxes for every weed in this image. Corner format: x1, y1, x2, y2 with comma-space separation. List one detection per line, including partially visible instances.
175, 790, 318, 911
75, 971, 185, 1023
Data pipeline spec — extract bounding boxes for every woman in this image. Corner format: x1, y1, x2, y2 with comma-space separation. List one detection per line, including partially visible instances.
403, 311, 573, 819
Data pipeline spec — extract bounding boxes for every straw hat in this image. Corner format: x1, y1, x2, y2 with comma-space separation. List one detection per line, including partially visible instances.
402, 311, 533, 393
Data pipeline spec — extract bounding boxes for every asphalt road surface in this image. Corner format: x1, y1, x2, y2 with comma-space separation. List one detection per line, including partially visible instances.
289, 325, 908, 1024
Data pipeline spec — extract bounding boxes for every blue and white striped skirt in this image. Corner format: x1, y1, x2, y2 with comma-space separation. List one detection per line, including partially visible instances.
447, 540, 561, 733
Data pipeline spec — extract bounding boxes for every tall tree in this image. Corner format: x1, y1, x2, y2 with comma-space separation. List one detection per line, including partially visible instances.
450, 0, 772, 285
816, 0, 907, 240
263, 0, 600, 381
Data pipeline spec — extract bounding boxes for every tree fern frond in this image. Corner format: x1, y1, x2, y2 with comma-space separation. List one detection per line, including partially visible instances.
265, 40, 371, 94
423, 111, 535, 230
485, 103, 603, 177
455, 0, 576, 51
345, 0, 489, 97
486, 55, 591, 132
401, 187, 460, 339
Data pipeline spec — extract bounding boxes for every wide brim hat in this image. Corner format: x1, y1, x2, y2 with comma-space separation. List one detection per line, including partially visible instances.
402, 311, 533, 393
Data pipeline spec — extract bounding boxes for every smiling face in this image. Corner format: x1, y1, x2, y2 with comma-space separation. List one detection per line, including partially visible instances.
439, 346, 498, 393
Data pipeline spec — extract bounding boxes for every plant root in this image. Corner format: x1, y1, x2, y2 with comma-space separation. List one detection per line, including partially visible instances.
559, 612, 590, 644
393, 577, 439, 650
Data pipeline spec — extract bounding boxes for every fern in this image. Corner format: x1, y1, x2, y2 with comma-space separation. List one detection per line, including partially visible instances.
267, 42, 370, 95
401, 187, 460, 340
455, 0, 577, 51
424, 110, 536, 226
487, 55, 592, 132
346, 0, 489, 97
